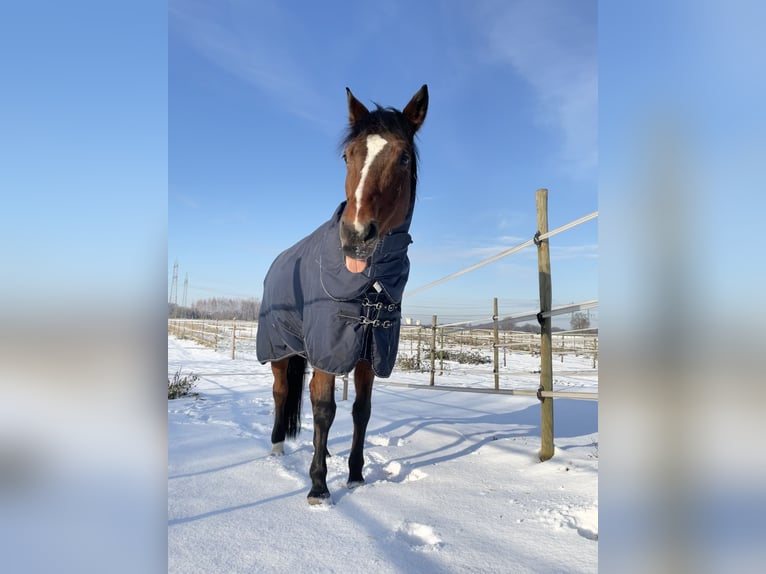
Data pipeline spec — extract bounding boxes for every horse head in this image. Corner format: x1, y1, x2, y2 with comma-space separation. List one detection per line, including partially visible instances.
340, 85, 428, 273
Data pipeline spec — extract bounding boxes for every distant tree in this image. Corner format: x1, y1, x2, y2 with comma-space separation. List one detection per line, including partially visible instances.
239, 298, 260, 321
187, 297, 261, 320
168, 303, 198, 319
517, 322, 540, 334
497, 318, 518, 331
570, 312, 591, 331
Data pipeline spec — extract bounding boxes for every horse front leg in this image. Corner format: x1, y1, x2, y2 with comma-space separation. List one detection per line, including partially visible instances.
308, 369, 336, 504
348, 359, 374, 487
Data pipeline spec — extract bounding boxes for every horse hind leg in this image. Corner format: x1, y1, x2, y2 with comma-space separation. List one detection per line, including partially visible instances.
270, 356, 305, 456
270, 359, 289, 455
348, 359, 374, 487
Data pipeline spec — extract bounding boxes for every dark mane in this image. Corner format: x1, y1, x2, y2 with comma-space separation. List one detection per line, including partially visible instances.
339, 104, 420, 196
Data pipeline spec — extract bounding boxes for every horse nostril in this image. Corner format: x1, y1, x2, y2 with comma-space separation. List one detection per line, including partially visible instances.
363, 222, 378, 243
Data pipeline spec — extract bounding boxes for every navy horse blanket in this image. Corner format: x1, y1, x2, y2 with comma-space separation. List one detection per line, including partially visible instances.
256, 201, 412, 377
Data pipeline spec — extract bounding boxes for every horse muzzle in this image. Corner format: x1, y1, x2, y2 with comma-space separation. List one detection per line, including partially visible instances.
340, 220, 379, 273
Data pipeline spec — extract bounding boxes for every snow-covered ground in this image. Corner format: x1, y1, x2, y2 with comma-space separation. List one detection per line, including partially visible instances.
168, 334, 598, 573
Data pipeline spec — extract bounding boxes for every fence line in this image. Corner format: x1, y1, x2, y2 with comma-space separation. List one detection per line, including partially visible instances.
169, 319, 598, 366
403, 210, 597, 299
169, 317, 598, 388
553, 327, 600, 336
536, 211, 598, 242
435, 318, 493, 329
405, 299, 598, 331
167, 319, 258, 359
375, 381, 598, 401
492, 299, 599, 325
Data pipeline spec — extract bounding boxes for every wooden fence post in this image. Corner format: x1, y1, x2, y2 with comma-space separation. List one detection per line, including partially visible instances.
417, 328, 422, 370
342, 374, 349, 401
593, 338, 598, 368
536, 188, 555, 462
439, 327, 444, 375
429, 315, 437, 386
503, 330, 507, 366
493, 297, 500, 390
231, 318, 236, 360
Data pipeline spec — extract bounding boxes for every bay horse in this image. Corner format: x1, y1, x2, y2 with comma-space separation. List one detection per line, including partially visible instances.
256, 85, 428, 504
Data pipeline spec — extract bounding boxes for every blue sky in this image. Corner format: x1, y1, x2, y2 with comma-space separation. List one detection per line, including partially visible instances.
0, 1, 167, 313
168, 0, 598, 325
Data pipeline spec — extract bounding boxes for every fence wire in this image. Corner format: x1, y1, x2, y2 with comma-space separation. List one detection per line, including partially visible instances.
404, 211, 597, 299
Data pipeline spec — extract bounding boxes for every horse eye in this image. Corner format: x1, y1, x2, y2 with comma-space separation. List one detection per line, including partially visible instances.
342, 152, 348, 164
399, 151, 410, 167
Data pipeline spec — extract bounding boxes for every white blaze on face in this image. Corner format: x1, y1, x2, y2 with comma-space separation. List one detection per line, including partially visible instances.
353, 134, 388, 232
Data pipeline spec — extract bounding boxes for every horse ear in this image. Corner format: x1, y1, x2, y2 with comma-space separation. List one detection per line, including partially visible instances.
346, 87, 369, 125
402, 84, 429, 132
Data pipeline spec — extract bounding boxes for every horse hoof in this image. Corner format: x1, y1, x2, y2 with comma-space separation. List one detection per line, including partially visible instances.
307, 489, 332, 505
270, 442, 285, 456
347, 479, 365, 490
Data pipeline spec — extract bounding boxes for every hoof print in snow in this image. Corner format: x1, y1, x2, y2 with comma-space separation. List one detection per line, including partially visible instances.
383, 461, 427, 483
395, 521, 443, 551
384, 461, 402, 478
577, 526, 598, 541
368, 434, 405, 447
405, 468, 428, 482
